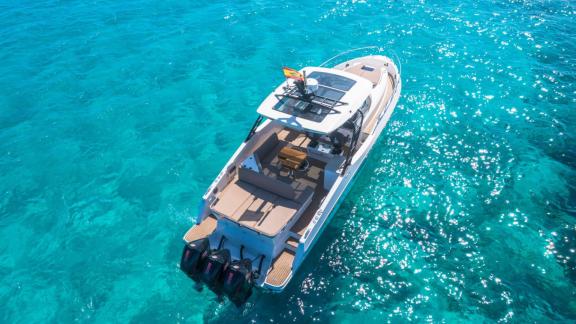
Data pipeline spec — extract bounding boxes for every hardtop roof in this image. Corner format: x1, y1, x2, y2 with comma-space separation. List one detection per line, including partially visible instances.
257, 66, 373, 134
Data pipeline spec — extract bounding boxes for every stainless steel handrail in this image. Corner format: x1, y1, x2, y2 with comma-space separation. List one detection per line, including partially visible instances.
319, 46, 383, 67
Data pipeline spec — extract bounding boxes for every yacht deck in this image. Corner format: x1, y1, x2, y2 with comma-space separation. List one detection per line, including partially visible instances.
210, 129, 328, 237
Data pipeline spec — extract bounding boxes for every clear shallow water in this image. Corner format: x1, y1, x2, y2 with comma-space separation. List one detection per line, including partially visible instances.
0, 0, 575, 322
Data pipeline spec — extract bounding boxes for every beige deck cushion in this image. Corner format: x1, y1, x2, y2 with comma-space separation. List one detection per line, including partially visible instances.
211, 181, 254, 217
238, 194, 300, 235
211, 170, 315, 236
255, 200, 300, 235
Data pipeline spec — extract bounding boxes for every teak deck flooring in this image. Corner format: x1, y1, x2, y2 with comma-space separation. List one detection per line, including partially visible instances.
265, 249, 295, 286
183, 215, 217, 243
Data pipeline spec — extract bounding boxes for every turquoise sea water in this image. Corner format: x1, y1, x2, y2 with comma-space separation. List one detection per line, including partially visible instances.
1, 0, 575, 322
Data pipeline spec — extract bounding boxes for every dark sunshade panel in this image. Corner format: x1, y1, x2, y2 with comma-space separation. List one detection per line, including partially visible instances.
307, 71, 357, 91
272, 97, 338, 123
272, 72, 352, 123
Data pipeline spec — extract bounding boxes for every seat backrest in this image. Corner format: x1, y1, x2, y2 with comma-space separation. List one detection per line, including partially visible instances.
254, 133, 279, 160
294, 186, 314, 205
238, 167, 295, 201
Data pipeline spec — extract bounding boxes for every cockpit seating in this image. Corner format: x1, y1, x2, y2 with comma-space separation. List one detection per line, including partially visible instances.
210, 165, 314, 237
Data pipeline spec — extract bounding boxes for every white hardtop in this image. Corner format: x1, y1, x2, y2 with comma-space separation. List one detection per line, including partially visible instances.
256, 66, 372, 134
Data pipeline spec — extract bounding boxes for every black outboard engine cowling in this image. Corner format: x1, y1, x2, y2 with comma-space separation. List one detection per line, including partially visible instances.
200, 249, 231, 287
223, 259, 254, 306
180, 238, 209, 279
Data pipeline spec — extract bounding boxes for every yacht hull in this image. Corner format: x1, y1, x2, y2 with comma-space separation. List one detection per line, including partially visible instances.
181, 54, 402, 298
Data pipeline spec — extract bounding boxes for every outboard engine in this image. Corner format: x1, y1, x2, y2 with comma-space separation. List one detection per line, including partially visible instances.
222, 259, 254, 305
180, 238, 209, 279
200, 249, 231, 287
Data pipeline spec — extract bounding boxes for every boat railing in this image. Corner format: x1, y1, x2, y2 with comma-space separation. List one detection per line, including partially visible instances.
320, 46, 402, 78
319, 46, 383, 68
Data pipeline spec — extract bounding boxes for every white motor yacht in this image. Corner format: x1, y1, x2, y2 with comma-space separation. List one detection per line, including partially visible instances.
180, 50, 401, 305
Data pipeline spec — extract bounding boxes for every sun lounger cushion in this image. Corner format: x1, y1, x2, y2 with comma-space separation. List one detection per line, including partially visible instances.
210, 179, 312, 236
210, 169, 315, 237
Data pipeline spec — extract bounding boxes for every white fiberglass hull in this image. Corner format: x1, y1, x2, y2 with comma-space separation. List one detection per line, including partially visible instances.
181, 54, 402, 298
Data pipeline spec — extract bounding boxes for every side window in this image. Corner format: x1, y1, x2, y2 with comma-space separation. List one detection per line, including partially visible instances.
360, 96, 372, 114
